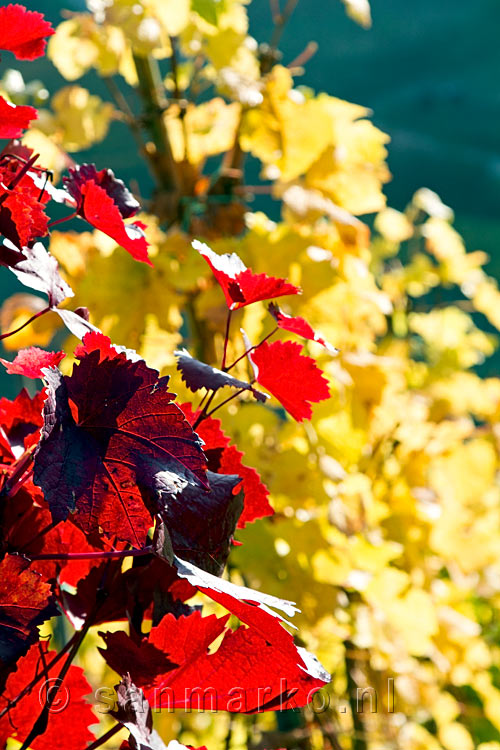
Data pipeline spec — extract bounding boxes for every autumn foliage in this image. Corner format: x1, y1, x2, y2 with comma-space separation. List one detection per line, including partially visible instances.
0, 2, 499, 750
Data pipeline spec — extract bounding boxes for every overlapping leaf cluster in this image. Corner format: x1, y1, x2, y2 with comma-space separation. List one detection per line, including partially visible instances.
1, 1, 500, 750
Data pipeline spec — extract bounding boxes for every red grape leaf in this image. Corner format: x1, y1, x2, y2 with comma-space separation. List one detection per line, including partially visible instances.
0, 172, 50, 249
268, 303, 338, 354
0, 96, 37, 138
63, 165, 151, 265
0, 477, 102, 589
249, 340, 330, 421
33, 341, 207, 547
0, 640, 95, 750
193, 240, 300, 310
63, 164, 141, 219
101, 605, 329, 713
74, 329, 142, 364
0, 4, 54, 60
175, 349, 268, 402
0, 555, 57, 676
2, 240, 74, 307
0, 347, 65, 379
0, 387, 45, 460
181, 403, 273, 527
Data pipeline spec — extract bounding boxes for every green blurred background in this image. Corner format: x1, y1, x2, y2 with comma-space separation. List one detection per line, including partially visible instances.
2, 0, 500, 387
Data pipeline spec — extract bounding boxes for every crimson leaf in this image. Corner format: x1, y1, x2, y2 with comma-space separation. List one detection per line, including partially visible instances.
101, 603, 329, 713
34, 338, 207, 547
249, 340, 330, 421
0, 555, 57, 677
0, 4, 54, 60
194, 240, 300, 310
0, 347, 65, 379
268, 302, 338, 353
63, 164, 151, 265
0, 96, 37, 139
0, 640, 95, 750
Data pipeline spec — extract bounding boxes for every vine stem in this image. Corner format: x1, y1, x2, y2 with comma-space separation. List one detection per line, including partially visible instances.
344, 638, 367, 750
133, 53, 180, 202
190, 312, 238, 429
19, 612, 97, 750
225, 327, 278, 372
2, 445, 36, 498
0, 305, 50, 341
47, 210, 78, 228
205, 387, 247, 419
221, 309, 232, 370
269, 0, 300, 51
85, 724, 122, 750
29, 546, 153, 562
192, 390, 217, 430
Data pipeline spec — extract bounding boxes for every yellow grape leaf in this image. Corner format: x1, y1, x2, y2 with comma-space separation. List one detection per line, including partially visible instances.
139, 314, 182, 372
145, 0, 191, 36
409, 307, 495, 370
375, 207, 413, 243
48, 17, 99, 81
471, 278, 500, 331
166, 99, 241, 164
431, 692, 460, 727
438, 722, 474, 750
240, 66, 332, 182
48, 15, 136, 84
51, 86, 114, 152
22, 128, 69, 182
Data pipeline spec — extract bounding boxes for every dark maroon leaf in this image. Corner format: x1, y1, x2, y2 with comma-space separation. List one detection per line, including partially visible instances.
63, 164, 140, 220
160, 470, 243, 575
34, 342, 207, 548
175, 349, 268, 402
180, 403, 273, 527
111, 675, 169, 750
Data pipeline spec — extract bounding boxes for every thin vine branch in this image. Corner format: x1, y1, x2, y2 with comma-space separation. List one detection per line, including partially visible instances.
0, 633, 76, 720
29, 546, 153, 562
225, 327, 278, 372
0, 306, 50, 342
85, 724, 122, 750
